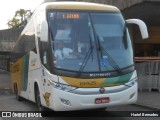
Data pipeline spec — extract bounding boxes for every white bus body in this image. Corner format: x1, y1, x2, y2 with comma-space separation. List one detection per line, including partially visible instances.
11, 2, 148, 111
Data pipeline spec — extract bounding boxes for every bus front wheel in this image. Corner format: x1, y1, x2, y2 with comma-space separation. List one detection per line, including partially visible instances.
35, 86, 45, 111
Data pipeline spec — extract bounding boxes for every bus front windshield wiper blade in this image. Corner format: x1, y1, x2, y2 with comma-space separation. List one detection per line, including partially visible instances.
96, 35, 122, 74
76, 34, 93, 77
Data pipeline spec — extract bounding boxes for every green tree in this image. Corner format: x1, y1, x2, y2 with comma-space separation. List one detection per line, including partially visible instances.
7, 18, 20, 28
15, 9, 32, 23
7, 9, 32, 29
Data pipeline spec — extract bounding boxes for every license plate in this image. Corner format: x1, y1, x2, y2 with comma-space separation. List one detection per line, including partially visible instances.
95, 97, 110, 104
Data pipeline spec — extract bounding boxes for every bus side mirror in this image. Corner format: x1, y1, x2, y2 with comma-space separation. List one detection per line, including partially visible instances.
40, 20, 48, 42
126, 19, 149, 39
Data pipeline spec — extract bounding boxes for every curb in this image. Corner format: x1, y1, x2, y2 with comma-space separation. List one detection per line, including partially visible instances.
134, 103, 160, 111
0, 89, 13, 95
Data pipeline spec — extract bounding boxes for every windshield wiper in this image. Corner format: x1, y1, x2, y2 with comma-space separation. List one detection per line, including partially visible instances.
76, 34, 93, 77
96, 35, 122, 74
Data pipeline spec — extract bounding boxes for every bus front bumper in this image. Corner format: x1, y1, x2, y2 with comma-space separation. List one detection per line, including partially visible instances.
51, 83, 137, 111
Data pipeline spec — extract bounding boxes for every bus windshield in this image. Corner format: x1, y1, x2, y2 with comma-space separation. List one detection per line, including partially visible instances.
47, 11, 133, 76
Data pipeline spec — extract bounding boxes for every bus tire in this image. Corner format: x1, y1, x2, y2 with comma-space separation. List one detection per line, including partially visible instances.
14, 84, 23, 101
35, 85, 46, 111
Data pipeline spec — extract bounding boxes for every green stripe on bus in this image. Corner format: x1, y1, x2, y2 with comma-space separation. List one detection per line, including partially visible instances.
102, 72, 133, 85
21, 54, 29, 91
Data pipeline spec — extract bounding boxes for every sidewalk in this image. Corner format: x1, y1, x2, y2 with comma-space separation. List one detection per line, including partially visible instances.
0, 69, 11, 90
136, 91, 160, 110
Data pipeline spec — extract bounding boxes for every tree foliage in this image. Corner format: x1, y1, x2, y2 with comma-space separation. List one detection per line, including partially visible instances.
7, 9, 32, 29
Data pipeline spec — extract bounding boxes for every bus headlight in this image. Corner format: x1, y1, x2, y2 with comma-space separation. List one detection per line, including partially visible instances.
48, 79, 77, 92
55, 83, 77, 92
124, 77, 137, 87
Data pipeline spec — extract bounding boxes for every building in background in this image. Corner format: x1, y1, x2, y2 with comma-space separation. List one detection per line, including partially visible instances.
122, 1, 160, 58
0, 29, 22, 71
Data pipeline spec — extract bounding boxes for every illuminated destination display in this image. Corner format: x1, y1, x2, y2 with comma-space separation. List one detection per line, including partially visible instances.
63, 14, 80, 19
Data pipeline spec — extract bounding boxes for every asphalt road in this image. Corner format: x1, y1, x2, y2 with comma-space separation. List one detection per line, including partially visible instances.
0, 93, 160, 120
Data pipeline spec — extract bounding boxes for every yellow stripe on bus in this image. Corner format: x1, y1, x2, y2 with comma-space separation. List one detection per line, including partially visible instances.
61, 76, 107, 88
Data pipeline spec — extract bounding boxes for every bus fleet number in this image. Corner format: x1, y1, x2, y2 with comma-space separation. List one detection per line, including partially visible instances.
80, 81, 96, 86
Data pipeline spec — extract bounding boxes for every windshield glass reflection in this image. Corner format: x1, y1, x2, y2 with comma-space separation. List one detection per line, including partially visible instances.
47, 12, 133, 73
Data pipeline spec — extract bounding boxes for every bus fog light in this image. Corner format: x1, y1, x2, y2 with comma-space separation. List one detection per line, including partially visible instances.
60, 98, 71, 106
129, 92, 136, 99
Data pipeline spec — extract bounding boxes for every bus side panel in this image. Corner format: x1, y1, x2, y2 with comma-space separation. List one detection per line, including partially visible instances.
10, 59, 22, 96
10, 54, 30, 98
19, 54, 30, 99
27, 51, 42, 102
21, 54, 29, 91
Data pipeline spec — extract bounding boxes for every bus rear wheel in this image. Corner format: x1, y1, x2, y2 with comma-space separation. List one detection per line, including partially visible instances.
14, 84, 23, 101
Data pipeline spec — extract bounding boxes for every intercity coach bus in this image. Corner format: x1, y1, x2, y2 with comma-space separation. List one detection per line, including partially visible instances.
10, 1, 148, 111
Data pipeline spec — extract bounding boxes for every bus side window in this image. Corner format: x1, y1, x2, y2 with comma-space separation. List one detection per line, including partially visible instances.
39, 40, 51, 71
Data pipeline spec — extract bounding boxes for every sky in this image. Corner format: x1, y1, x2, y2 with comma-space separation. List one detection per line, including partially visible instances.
0, 0, 44, 30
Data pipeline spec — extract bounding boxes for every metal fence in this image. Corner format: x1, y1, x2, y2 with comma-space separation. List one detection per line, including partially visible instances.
135, 61, 160, 92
